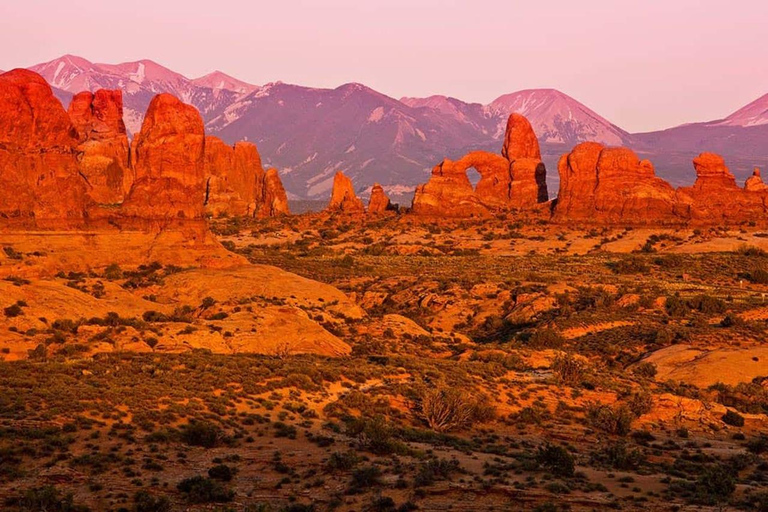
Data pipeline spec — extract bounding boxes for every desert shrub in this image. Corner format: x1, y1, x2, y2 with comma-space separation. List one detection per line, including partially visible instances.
666, 294, 726, 316
720, 313, 744, 328
610, 257, 649, 274
688, 294, 726, 314
626, 390, 654, 416
592, 441, 645, 470
4, 303, 23, 318
528, 328, 565, 349
692, 464, 736, 505
536, 444, 575, 477
3, 246, 23, 260
552, 353, 586, 386
9, 485, 89, 512
633, 362, 657, 379
417, 388, 495, 432
176, 476, 233, 503
345, 416, 407, 455
413, 458, 460, 487
104, 263, 123, 280
208, 464, 236, 481
748, 268, 768, 284
180, 421, 222, 448
586, 404, 635, 436
738, 245, 767, 257
747, 435, 768, 454
132, 491, 171, 512
348, 466, 381, 492
325, 451, 361, 472
722, 410, 745, 427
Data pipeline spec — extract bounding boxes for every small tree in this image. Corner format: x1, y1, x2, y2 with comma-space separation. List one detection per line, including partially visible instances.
418, 388, 495, 432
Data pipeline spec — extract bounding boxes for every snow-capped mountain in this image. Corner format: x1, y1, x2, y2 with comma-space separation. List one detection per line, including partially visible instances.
23, 55, 768, 199
29, 55, 246, 134
716, 93, 768, 128
191, 71, 259, 95
404, 89, 630, 147
211, 82, 490, 199
485, 89, 631, 146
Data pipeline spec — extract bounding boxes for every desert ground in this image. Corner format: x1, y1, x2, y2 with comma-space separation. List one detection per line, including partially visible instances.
1, 213, 767, 512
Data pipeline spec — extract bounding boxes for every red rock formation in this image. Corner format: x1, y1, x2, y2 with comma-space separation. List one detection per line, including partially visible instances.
411, 114, 548, 216
68, 90, 131, 205
258, 168, 290, 217
204, 137, 290, 218
412, 153, 501, 217
327, 172, 364, 213
745, 168, 768, 192
121, 93, 206, 221
204, 137, 256, 217
553, 143, 680, 224
502, 113, 542, 160
678, 153, 767, 223
368, 183, 393, 215
0, 69, 89, 227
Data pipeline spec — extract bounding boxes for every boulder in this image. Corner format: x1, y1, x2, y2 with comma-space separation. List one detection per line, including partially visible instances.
68, 90, 131, 205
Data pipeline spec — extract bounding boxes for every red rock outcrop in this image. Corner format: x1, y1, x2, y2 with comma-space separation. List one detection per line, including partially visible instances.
553, 143, 680, 224
204, 137, 257, 217
121, 93, 206, 221
502, 113, 542, 160
68, 90, 131, 205
745, 168, 768, 192
411, 114, 547, 216
204, 137, 290, 218
258, 168, 290, 217
677, 153, 767, 223
367, 183, 393, 215
327, 172, 364, 213
0, 69, 89, 228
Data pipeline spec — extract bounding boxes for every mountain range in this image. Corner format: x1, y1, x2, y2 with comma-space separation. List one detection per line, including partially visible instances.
21, 55, 768, 201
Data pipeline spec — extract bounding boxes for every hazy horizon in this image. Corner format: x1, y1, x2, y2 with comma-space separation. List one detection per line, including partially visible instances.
3, 0, 766, 132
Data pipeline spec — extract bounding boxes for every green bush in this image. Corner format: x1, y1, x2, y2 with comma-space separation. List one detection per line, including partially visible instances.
176, 476, 233, 503
180, 421, 222, 448
721, 410, 745, 427
536, 444, 575, 477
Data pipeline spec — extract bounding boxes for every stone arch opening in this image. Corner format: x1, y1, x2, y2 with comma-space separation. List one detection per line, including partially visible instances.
465, 167, 482, 191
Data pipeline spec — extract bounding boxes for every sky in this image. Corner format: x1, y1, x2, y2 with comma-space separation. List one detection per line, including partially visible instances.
1, 0, 766, 132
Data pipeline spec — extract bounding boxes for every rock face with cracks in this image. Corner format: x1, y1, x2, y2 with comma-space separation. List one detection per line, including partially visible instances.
553, 143, 680, 224
121, 93, 207, 221
68, 90, 132, 205
0, 69, 89, 228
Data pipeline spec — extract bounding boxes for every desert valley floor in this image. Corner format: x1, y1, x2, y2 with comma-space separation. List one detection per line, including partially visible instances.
1, 214, 768, 512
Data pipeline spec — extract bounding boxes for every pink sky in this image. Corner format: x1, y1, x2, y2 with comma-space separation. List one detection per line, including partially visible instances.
2, 0, 766, 132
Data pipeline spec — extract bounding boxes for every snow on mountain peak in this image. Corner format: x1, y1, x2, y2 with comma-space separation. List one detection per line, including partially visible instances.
717, 93, 768, 128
